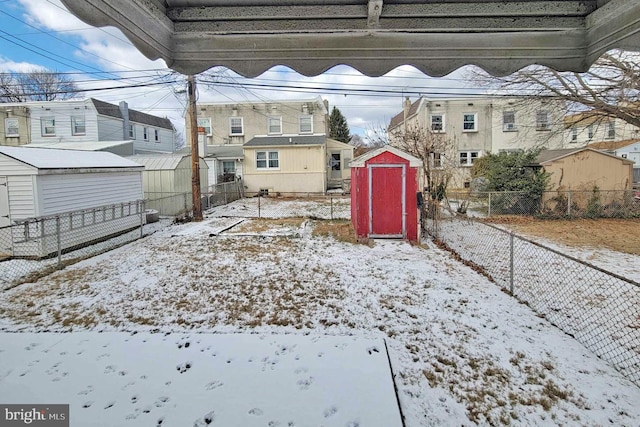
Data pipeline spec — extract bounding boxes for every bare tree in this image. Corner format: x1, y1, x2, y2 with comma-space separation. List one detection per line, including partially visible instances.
0, 70, 78, 102
470, 50, 640, 128
386, 124, 458, 200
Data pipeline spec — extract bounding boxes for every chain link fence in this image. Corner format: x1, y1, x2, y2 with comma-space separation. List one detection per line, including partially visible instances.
446, 189, 640, 218
425, 215, 640, 387
206, 192, 350, 220
145, 180, 245, 217
0, 200, 145, 290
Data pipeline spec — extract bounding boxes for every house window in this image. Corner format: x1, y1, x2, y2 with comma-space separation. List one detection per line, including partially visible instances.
4, 118, 19, 137
587, 125, 594, 140
431, 152, 443, 168
71, 116, 85, 135
621, 153, 628, 159
41, 117, 55, 136
570, 127, 578, 143
536, 111, 550, 130
299, 115, 313, 134
143, 127, 148, 141
606, 122, 615, 139
503, 112, 516, 131
230, 117, 244, 135
198, 118, 212, 136
268, 116, 282, 134
128, 124, 135, 139
463, 113, 477, 132
459, 151, 480, 166
256, 151, 279, 169
154, 129, 160, 143
430, 114, 444, 132
222, 161, 236, 174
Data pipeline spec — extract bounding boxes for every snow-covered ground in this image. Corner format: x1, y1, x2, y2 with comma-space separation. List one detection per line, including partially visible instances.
0, 202, 639, 426
205, 196, 350, 220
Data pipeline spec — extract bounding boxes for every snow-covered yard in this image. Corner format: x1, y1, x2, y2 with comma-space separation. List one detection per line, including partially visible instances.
0, 202, 639, 426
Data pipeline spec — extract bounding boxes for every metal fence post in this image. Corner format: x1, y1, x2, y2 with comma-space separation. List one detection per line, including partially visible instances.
488, 192, 492, 217
509, 231, 514, 294
56, 216, 62, 267
258, 194, 261, 218
567, 191, 572, 217
224, 183, 228, 205
330, 194, 334, 220
140, 200, 145, 238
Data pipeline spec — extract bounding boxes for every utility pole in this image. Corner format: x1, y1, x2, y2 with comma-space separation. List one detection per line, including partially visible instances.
188, 75, 203, 221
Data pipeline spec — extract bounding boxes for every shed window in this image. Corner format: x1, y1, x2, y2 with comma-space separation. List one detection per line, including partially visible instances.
256, 151, 279, 169
299, 115, 313, 134
41, 117, 55, 136
230, 117, 244, 135
268, 116, 282, 134
4, 118, 19, 137
463, 113, 477, 132
71, 116, 85, 135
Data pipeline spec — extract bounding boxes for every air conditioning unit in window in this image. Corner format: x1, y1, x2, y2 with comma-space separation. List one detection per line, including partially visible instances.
504, 123, 516, 131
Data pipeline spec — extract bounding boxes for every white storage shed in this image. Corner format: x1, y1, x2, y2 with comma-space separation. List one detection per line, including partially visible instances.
127, 154, 208, 216
0, 146, 144, 257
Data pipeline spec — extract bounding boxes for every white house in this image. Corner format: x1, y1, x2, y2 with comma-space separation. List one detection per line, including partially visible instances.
0, 146, 144, 257
564, 112, 640, 146
388, 96, 566, 188
1, 98, 177, 154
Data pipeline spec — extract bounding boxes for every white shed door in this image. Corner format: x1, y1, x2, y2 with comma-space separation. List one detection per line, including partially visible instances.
0, 176, 9, 228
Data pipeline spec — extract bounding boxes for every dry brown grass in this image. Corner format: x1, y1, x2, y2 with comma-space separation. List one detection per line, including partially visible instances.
311, 220, 366, 245
232, 218, 305, 233
486, 217, 640, 255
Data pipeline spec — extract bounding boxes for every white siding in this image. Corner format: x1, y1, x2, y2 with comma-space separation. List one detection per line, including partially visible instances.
6, 175, 36, 220
133, 126, 175, 153
37, 172, 143, 216
0, 155, 36, 176
97, 116, 125, 141
29, 101, 100, 143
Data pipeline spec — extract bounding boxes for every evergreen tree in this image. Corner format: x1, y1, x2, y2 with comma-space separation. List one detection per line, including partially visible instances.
329, 106, 351, 143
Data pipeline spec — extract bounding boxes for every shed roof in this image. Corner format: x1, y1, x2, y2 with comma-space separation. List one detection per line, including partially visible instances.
244, 135, 326, 147
26, 140, 133, 151
588, 139, 640, 151
0, 146, 143, 170
59, 0, 640, 77
535, 147, 634, 165
206, 145, 244, 158
126, 155, 190, 170
349, 145, 423, 168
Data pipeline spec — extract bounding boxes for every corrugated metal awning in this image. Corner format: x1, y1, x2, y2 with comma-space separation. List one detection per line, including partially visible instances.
60, 0, 640, 77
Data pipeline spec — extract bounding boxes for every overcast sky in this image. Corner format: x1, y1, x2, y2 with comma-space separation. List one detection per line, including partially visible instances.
0, 0, 491, 139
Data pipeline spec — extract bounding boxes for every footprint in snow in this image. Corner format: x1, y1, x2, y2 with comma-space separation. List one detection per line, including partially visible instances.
296, 377, 314, 390
323, 406, 338, 418
154, 396, 170, 407
78, 385, 94, 395
205, 380, 224, 390
156, 416, 165, 426
104, 365, 116, 374
193, 410, 215, 426
367, 346, 380, 355
131, 395, 139, 404
82, 401, 93, 408
104, 401, 115, 409
176, 361, 192, 374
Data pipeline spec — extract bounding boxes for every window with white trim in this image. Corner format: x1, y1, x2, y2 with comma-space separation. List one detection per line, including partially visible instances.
198, 117, 212, 136
536, 111, 550, 130
430, 114, 444, 132
463, 113, 477, 132
222, 161, 236, 174
143, 127, 148, 141
229, 117, 244, 135
570, 127, 578, 143
299, 115, 313, 134
431, 152, 443, 168
268, 116, 282, 134
503, 112, 516, 131
587, 125, 594, 140
41, 117, 55, 136
459, 151, 480, 166
71, 116, 85, 135
4, 118, 19, 137
154, 129, 160, 143
256, 151, 279, 169
128, 124, 135, 139
606, 122, 615, 139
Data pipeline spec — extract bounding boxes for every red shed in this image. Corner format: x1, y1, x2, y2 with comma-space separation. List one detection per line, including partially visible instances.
350, 146, 423, 242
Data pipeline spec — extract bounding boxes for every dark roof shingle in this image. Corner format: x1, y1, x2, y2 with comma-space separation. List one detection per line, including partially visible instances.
91, 98, 174, 130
